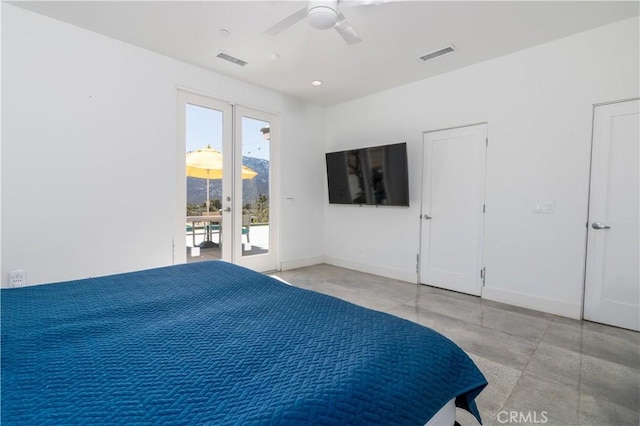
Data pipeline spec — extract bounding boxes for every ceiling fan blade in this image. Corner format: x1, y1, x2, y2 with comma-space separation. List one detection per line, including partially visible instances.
334, 12, 362, 45
339, 0, 384, 6
264, 7, 308, 37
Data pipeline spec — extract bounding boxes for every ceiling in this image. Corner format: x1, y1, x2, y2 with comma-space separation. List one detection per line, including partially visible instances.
9, 1, 639, 106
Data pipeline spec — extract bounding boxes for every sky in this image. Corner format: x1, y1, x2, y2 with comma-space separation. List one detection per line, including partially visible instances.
185, 104, 270, 161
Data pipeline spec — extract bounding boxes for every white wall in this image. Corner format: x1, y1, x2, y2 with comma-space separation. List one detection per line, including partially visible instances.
1, 4, 325, 286
324, 17, 639, 318
0, 4, 3, 283
3, 5, 637, 321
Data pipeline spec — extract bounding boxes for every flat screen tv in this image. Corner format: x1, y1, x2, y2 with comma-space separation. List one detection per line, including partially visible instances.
326, 142, 409, 206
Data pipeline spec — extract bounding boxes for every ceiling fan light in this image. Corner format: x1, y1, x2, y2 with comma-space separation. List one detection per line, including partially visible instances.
308, 6, 338, 30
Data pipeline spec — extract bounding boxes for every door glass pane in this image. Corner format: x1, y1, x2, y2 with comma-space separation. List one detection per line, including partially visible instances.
241, 116, 270, 257
185, 103, 223, 262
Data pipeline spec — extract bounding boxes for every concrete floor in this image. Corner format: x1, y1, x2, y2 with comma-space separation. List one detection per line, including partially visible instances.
276, 264, 640, 426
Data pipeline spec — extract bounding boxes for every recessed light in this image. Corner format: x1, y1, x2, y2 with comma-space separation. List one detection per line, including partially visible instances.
311, 80, 323, 86
269, 53, 280, 61
219, 29, 230, 38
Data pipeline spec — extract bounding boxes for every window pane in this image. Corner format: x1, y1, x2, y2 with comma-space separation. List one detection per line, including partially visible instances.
241, 117, 270, 257
186, 104, 223, 261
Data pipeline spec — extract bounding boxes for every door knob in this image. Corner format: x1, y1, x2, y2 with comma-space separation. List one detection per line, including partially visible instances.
423, 214, 432, 220
592, 222, 611, 230
224, 207, 231, 213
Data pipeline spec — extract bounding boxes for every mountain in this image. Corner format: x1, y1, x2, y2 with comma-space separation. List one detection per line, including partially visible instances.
186, 157, 270, 208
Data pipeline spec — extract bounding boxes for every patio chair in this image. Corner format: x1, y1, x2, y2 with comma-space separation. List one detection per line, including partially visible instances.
242, 214, 252, 244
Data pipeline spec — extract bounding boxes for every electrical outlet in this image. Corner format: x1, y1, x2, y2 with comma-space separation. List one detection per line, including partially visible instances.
9, 270, 26, 287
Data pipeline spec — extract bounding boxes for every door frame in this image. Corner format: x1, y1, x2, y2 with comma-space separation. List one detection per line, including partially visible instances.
176, 89, 279, 271
418, 122, 488, 296
581, 97, 639, 328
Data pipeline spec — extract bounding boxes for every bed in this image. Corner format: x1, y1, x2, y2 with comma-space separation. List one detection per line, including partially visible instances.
1, 261, 487, 425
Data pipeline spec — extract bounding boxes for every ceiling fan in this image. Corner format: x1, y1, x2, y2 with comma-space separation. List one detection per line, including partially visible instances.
264, 0, 363, 45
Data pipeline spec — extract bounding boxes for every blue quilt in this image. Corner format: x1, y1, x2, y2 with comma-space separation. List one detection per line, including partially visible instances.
2, 261, 486, 425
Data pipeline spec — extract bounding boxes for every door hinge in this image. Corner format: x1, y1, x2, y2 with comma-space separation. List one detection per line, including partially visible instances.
483, 204, 486, 213
485, 138, 488, 147
480, 267, 486, 286
416, 254, 420, 273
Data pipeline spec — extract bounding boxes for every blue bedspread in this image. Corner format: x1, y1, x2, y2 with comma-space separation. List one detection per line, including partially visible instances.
2, 261, 486, 425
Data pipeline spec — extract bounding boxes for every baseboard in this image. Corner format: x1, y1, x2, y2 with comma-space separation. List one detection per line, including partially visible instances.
482, 286, 582, 319
280, 256, 324, 271
323, 256, 417, 284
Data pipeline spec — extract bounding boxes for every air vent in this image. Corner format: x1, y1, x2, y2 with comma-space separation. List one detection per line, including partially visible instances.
216, 51, 248, 67
418, 45, 455, 62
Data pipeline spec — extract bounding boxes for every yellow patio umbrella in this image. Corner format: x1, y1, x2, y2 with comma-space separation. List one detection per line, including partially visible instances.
186, 144, 257, 216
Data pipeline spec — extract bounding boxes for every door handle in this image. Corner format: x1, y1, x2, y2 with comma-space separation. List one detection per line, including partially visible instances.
422, 214, 432, 220
591, 222, 611, 230
224, 207, 231, 213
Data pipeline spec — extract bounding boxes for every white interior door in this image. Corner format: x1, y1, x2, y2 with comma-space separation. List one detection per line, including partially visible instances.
584, 99, 639, 331
419, 124, 487, 296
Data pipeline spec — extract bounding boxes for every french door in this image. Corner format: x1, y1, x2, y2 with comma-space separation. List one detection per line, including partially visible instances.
177, 90, 278, 272
234, 106, 279, 272
583, 99, 639, 331
419, 124, 487, 296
